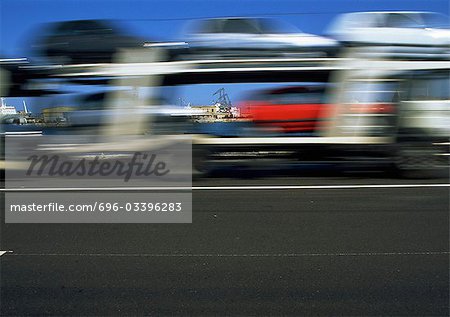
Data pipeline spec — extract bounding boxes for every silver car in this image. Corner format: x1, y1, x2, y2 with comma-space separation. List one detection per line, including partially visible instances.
185, 17, 339, 59
327, 11, 450, 59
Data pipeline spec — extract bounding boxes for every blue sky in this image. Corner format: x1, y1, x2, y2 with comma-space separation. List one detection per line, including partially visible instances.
0, 0, 448, 111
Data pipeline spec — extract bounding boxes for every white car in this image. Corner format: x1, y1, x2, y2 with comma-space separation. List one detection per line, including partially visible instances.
327, 11, 450, 59
185, 17, 339, 59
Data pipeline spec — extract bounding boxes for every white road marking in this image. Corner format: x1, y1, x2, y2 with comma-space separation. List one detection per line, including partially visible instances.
194, 184, 450, 190
0, 251, 12, 257
1, 183, 450, 191
5, 251, 449, 257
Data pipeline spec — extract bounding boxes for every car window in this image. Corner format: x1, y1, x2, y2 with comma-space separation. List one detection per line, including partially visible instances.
343, 82, 400, 103
197, 20, 221, 34
55, 22, 79, 36
78, 93, 107, 110
422, 13, 450, 29
385, 13, 424, 28
221, 19, 261, 34
257, 18, 299, 34
270, 92, 324, 104
54, 21, 114, 36
407, 74, 450, 100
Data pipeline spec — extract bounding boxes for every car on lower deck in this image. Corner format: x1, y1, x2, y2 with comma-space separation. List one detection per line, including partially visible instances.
239, 86, 331, 134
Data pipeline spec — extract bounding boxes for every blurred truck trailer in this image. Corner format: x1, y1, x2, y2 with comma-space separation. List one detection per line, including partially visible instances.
1, 47, 449, 178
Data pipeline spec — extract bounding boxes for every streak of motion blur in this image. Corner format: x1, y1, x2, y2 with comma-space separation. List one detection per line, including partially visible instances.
1, 11, 449, 180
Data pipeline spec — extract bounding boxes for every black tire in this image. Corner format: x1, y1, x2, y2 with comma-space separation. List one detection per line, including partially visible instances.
392, 135, 449, 179
192, 145, 212, 178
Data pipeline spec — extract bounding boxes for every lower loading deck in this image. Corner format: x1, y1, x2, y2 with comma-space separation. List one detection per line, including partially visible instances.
192, 133, 449, 176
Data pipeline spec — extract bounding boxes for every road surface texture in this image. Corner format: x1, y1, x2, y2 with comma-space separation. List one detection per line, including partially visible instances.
1, 174, 449, 315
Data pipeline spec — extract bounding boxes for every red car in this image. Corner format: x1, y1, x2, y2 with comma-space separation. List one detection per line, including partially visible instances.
239, 86, 330, 133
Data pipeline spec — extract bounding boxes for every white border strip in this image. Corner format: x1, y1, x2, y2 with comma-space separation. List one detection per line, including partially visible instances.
1, 183, 449, 192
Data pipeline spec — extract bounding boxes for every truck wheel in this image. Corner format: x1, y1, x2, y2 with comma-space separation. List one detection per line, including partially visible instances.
393, 140, 448, 179
192, 146, 211, 178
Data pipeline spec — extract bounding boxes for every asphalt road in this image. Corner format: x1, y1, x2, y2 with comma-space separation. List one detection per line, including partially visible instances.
1, 175, 449, 316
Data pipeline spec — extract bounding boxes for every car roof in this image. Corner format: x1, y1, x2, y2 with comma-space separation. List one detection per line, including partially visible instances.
328, 11, 448, 32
